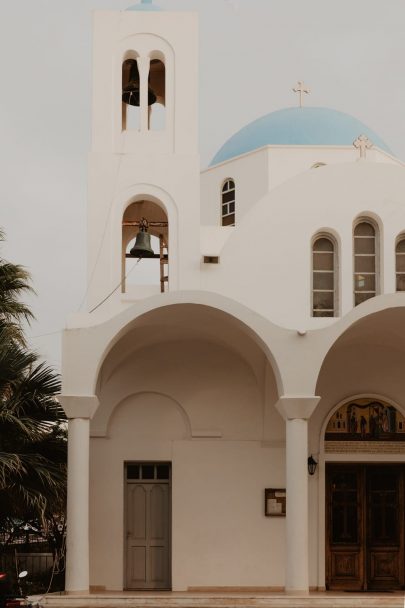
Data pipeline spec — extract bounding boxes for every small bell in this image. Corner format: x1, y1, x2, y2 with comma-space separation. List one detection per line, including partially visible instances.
130, 218, 155, 258
122, 59, 157, 107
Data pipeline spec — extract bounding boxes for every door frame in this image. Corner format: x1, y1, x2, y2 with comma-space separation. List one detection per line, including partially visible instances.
123, 461, 172, 591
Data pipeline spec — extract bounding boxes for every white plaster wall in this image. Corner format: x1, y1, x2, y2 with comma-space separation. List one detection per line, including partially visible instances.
201, 146, 401, 226
90, 422, 285, 590
172, 441, 285, 590
200, 163, 405, 330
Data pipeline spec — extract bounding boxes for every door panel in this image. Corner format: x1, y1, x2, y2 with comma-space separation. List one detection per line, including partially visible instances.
326, 466, 364, 590
366, 467, 403, 590
128, 546, 146, 583
326, 465, 404, 591
126, 472, 171, 590
131, 485, 147, 539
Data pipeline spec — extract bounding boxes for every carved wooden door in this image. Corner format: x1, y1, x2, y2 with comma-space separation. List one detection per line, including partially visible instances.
366, 466, 404, 590
326, 464, 404, 591
326, 465, 364, 590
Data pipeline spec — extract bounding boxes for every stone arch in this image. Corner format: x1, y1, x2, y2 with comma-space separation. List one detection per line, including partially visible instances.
92, 298, 284, 399
308, 295, 405, 398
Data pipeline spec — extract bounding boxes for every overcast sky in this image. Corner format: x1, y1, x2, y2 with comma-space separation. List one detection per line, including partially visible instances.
1, 0, 404, 369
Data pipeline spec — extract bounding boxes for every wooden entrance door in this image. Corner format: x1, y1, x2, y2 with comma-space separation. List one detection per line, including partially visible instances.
326, 464, 404, 591
125, 463, 171, 590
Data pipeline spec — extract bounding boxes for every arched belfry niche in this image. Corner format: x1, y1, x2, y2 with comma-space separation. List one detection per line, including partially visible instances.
121, 51, 166, 131
117, 34, 174, 149
324, 397, 405, 454
122, 198, 169, 294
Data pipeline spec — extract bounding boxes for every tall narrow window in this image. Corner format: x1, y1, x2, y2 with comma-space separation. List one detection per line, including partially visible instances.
221, 179, 235, 226
312, 237, 336, 317
396, 237, 405, 291
353, 221, 378, 306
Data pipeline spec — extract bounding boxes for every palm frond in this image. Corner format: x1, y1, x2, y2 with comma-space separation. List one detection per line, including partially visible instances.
0, 262, 34, 325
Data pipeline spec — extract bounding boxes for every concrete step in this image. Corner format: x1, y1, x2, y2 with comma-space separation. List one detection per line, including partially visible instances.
38, 593, 405, 608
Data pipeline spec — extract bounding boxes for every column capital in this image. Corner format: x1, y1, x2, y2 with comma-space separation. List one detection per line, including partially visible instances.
58, 395, 99, 420
275, 395, 320, 421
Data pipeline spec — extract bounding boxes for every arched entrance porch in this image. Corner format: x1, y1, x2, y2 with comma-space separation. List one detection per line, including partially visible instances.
62, 299, 287, 593
311, 307, 405, 592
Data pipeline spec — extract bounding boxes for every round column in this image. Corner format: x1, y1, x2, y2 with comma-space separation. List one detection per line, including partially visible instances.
285, 417, 309, 593
65, 417, 90, 593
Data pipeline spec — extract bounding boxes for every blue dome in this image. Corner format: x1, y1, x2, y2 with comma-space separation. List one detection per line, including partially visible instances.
126, 0, 161, 11
210, 107, 391, 166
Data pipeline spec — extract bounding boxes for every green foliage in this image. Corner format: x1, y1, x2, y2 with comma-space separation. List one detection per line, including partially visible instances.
0, 231, 66, 529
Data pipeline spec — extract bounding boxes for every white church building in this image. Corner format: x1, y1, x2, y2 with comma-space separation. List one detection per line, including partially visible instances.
60, 0, 405, 596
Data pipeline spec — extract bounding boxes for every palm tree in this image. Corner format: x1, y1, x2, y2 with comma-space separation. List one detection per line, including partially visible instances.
0, 335, 66, 522
0, 230, 33, 345
0, 232, 66, 530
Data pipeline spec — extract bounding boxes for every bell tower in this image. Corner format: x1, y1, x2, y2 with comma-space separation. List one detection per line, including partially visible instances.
86, 1, 200, 312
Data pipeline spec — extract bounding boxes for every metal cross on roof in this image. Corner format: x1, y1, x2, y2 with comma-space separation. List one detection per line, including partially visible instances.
353, 134, 373, 159
293, 81, 310, 107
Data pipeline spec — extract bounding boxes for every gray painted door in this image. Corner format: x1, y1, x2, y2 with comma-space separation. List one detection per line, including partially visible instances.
126, 478, 171, 589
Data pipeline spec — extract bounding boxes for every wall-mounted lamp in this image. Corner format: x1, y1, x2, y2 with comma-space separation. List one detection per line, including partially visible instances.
307, 455, 318, 476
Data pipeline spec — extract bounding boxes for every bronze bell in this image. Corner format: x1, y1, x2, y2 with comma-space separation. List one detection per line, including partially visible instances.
122, 59, 157, 107
130, 219, 155, 258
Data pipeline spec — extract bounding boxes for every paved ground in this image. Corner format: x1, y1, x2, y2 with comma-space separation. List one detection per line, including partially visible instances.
38, 590, 405, 608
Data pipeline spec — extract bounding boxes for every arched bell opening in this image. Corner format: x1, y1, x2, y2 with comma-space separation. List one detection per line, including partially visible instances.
122, 52, 165, 133
122, 199, 169, 294
148, 55, 166, 131
122, 54, 141, 131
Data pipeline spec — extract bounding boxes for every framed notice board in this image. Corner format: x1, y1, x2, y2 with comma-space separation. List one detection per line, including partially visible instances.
265, 488, 286, 517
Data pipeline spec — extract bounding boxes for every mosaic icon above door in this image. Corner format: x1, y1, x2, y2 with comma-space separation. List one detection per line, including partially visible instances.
326, 399, 405, 442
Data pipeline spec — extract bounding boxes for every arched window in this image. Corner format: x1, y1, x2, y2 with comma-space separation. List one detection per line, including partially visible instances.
353, 220, 378, 306
312, 236, 337, 317
221, 179, 235, 226
396, 236, 405, 292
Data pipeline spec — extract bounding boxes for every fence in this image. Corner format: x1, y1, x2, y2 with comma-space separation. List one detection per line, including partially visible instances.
0, 552, 54, 576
